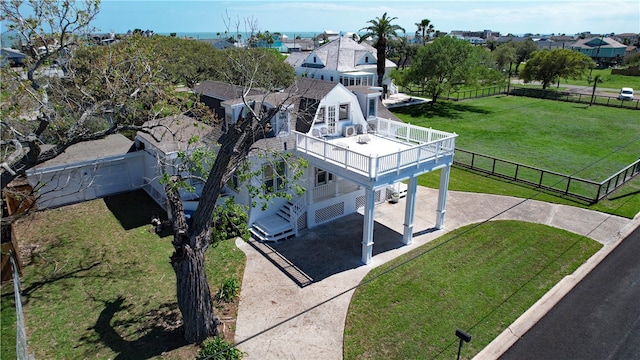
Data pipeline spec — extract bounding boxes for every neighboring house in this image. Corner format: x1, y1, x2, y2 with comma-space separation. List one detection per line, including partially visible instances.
1, 48, 26, 67
284, 36, 399, 94
199, 38, 235, 50
615, 33, 639, 45
624, 45, 638, 58
571, 37, 627, 67
193, 80, 263, 121
281, 39, 315, 53
24, 78, 457, 265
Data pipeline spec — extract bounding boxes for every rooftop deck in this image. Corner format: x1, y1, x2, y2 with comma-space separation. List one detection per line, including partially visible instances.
294, 118, 457, 186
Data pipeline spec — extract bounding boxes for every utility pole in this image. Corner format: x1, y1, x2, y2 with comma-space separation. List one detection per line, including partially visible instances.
590, 75, 600, 106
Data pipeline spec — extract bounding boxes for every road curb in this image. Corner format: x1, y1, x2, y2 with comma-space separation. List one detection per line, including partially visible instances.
473, 212, 640, 360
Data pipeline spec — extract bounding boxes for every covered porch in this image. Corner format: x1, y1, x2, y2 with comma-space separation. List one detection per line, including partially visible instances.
294, 118, 457, 264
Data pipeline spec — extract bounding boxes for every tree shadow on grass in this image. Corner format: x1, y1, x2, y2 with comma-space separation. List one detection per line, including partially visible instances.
80, 296, 189, 359
391, 101, 492, 119
104, 190, 167, 231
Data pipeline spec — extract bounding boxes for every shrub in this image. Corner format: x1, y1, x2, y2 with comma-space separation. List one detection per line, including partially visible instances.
216, 277, 240, 303
197, 336, 244, 360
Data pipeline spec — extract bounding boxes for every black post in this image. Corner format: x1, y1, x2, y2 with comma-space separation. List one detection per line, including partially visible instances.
455, 329, 472, 360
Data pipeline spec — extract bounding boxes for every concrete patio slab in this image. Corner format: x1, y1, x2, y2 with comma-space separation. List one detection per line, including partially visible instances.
233, 186, 632, 359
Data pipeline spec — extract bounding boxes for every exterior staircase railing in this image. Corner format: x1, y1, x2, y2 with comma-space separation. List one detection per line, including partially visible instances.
289, 195, 307, 236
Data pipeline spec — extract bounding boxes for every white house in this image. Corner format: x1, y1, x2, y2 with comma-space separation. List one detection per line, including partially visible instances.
139, 78, 457, 264
285, 36, 399, 94
24, 78, 457, 265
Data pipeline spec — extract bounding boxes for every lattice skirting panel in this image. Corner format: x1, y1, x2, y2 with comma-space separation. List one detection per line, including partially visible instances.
297, 212, 307, 230
355, 189, 384, 210
315, 202, 345, 223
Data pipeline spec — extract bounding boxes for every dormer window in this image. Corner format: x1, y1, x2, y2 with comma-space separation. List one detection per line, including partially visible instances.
313, 56, 317, 63
339, 103, 349, 121
365, 56, 369, 62
368, 98, 376, 118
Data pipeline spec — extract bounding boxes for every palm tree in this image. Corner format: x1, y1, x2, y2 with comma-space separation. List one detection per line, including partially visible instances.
359, 13, 405, 93
415, 18, 434, 45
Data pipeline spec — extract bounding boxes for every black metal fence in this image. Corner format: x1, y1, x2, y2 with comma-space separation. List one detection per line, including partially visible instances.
508, 87, 640, 110
444, 86, 508, 101
454, 148, 640, 204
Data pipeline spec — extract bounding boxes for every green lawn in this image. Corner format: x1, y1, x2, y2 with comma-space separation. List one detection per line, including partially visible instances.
344, 221, 602, 360
393, 96, 639, 181
418, 166, 640, 219
558, 68, 640, 93
2, 190, 246, 359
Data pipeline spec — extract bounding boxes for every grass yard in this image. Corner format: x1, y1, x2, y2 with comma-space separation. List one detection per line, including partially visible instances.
393, 96, 639, 181
418, 166, 640, 219
2, 190, 246, 359
343, 221, 602, 360
557, 68, 640, 93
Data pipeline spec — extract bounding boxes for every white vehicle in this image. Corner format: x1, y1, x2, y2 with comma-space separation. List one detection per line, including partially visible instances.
618, 87, 634, 101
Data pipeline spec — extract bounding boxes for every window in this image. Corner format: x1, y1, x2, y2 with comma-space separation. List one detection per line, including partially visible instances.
320, 75, 324, 80
339, 103, 349, 121
274, 111, 289, 135
316, 106, 325, 123
263, 162, 285, 194
330, 76, 334, 81
365, 56, 369, 63
315, 168, 333, 186
313, 56, 317, 63
368, 98, 376, 117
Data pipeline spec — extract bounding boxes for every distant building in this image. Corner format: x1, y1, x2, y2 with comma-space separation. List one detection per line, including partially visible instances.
571, 37, 627, 67
199, 38, 235, 50
285, 36, 398, 92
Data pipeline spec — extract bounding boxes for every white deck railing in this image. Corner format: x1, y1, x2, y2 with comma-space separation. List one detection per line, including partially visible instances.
295, 118, 457, 180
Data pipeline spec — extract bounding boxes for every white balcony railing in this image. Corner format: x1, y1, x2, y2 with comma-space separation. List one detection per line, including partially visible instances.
295, 118, 457, 180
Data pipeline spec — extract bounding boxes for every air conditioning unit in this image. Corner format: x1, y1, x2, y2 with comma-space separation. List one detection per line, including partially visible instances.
343, 126, 356, 137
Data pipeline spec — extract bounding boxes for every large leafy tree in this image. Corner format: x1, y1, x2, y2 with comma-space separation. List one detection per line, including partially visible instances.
405, 35, 479, 103
2, 0, 300, 346
514, 38, 538, 75
359, 12, 405, 93
152, 36, 224, 88
493, 42, 518, 72
521, 48, 594, 89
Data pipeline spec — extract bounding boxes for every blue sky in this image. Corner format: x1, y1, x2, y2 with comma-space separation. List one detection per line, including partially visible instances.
73, 0, 640, 36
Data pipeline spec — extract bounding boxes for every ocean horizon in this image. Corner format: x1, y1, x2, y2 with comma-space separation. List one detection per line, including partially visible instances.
1, 30, 330, 47
157, 31, 330, 40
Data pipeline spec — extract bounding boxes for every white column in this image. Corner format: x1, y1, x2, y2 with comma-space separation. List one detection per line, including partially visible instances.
307, 167, 315, 204
435, 165, 451, 229
361, 188, 376, 264
402, 177, 418, 244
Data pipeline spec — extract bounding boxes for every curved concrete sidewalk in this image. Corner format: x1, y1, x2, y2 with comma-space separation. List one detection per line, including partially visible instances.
233, 187, 633, 359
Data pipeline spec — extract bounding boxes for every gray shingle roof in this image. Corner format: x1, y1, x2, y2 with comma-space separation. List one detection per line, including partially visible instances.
138, 115, 216, 154
285, 36, 396, 72
193, 80, 263, 100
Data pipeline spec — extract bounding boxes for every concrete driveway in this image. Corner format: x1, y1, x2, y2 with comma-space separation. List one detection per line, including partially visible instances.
233, 186, 632, 359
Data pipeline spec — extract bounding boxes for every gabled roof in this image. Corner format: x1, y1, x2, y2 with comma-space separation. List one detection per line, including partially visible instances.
193, 80, 263, 101
285, 36, 396, 73
138, 115, 216, 154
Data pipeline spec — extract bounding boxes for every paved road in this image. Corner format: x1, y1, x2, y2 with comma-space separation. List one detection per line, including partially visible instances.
500, 226, 640, 360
